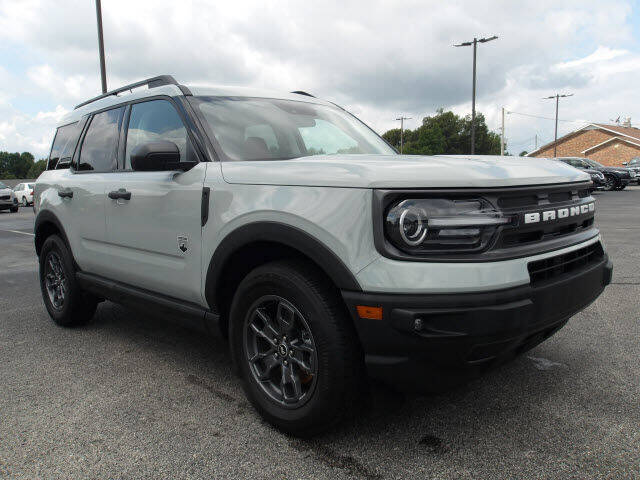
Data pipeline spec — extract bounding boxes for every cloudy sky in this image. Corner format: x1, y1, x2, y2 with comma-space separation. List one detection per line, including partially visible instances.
1, 0, 639, 158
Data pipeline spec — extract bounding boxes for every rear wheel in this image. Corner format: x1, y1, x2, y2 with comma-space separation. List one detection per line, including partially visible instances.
229, 260, 362, 436
39, 235, 98, 327
9, 206, 18, 213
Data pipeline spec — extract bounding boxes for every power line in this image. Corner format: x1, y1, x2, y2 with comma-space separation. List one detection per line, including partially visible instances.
506, 110, 640, 128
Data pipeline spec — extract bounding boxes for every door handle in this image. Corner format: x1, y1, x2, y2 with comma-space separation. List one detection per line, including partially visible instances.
58, 189, 73, 199
108, 189, 131, 200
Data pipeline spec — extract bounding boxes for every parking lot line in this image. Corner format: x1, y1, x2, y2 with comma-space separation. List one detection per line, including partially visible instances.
1, 229, 34, 236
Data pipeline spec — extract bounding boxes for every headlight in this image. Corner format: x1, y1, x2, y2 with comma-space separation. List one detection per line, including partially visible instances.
385, 198, 514, 254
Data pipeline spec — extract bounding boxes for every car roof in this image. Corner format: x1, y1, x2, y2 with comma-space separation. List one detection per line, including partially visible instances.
59, 81, 334, 127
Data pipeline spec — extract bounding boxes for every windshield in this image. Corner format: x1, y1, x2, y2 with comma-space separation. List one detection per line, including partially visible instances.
0, 182, 7, 189
28, 183, 35, 189
582, 158, 604, 168
194, 97, 395, 161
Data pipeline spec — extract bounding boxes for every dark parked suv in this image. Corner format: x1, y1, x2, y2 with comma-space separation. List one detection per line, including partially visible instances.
558, 157, 634, 191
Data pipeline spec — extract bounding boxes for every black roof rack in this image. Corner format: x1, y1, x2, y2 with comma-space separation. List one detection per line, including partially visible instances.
74, 75, 191, 110
291, 90, 315, 98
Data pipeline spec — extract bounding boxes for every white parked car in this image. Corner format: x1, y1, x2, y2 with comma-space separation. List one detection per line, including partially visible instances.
34, 76, 612, 436
13, 182, 35, 206
0, 181, 18, 213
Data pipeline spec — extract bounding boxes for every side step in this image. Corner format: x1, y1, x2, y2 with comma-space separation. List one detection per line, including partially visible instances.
76, 271, 219, 334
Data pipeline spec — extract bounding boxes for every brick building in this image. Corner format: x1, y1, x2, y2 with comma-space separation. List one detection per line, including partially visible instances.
527, 123, 640, 166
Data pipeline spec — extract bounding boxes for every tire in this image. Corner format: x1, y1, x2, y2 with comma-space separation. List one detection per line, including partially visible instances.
39, 235, 98, 327
9, 206, 18, 213
21, 196, 27, 207
229, 259, 362, 436
604, 174, 618, 191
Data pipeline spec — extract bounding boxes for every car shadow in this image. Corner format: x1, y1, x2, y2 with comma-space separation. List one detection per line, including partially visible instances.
86, 299, 576, 474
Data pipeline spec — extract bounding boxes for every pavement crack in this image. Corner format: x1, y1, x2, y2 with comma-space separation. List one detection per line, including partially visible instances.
418, 434, 449, 454
289, 439, 382, 480
186, 374, 248, 411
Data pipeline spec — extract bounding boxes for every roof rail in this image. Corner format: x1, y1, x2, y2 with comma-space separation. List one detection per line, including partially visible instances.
74, 75, 191, 110
291, 90, 315, 98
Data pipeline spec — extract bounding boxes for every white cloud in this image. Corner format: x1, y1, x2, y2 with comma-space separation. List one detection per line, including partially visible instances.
0, 0, 638, 156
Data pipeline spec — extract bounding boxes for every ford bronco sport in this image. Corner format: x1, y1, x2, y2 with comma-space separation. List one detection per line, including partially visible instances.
34, 75, 612, 436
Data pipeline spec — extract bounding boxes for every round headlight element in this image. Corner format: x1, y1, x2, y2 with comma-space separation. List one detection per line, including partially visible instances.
399, 207, 428, 246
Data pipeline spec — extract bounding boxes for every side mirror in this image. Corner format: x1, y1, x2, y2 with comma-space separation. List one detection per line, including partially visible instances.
130, 141, 195, 171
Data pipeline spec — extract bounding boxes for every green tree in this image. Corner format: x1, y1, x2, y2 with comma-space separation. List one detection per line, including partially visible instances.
0, 151, 37, 179
27, 159, 48, 179
381, 109, 501, 156
382, 128, 402, 150
519, 150, 528, 157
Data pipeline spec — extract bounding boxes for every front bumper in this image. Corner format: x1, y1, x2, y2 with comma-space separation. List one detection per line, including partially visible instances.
342, 250, 612, 391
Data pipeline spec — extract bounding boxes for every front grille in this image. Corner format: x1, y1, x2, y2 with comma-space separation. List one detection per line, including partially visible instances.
527, 242, 604, 284
493, 186, 595, 250
0, 195, 9, 201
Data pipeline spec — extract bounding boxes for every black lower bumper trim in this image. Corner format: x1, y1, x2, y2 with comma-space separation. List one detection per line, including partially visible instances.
342, 253, 612, 391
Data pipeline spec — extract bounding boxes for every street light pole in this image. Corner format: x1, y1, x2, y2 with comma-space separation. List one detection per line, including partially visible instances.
395, 116, 412, 154
454, 35, 498, 155
544, 93, 573, 157
95, 0, 107, 93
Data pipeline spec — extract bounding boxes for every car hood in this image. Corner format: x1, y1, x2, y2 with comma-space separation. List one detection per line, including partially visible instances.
220, 154, 590, 188
0, 188, 13, 195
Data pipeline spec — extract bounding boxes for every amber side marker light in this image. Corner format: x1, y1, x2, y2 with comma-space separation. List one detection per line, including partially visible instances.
356, 306, 383, 320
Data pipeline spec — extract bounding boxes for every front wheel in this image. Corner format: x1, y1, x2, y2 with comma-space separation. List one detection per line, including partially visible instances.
229, 260, 363, 436
21, 196, 28, 206
9, 206, 18, 213
604, 174, 618, 191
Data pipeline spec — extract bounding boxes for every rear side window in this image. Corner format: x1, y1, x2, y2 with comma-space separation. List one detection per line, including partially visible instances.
78, 107, 123, 172
124, 99, 192, 169
48, 122, 81, 170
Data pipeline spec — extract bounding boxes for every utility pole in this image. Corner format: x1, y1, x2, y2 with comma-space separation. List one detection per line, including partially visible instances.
395, 116, 412, 154
95, 0, 107, 93
534, 134, 538, 150
500, 107, 505, 156
544, 93, 573, 157
454, 35, 498, 154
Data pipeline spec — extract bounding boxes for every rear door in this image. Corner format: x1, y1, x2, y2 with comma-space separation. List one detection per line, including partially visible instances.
103, 98, 206, 305
66, 106, 125, 273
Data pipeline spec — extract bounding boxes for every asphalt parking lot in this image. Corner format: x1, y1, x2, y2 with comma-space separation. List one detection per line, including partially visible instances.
0, 189, 638, 480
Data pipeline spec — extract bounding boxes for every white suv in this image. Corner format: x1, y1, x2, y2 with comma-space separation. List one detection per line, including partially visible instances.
13, 182, 35, 206
34, 76, 612, 435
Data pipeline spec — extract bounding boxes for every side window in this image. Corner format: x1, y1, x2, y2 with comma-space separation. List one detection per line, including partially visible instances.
569, 159, 584, 168
48, 122, 82, 170
298, 119, 359, 155
125, 100, 192, 169
78, 108, 123, 172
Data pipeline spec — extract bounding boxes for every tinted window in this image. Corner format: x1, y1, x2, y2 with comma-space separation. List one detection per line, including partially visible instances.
78, 108, 123, 172
48, 122, 81, 170
125, 100, 191, 169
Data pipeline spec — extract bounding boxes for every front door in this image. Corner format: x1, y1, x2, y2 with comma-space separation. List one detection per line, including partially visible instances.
103, 98, 206, 305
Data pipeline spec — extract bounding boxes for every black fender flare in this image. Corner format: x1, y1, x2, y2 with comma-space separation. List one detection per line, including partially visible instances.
34, 209, 71, 257
204, 221, 362, 309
